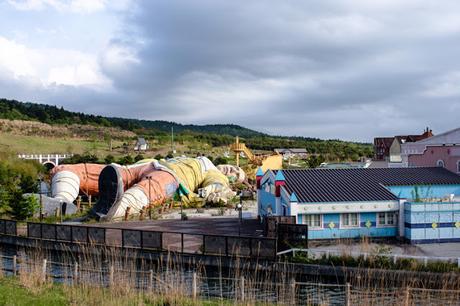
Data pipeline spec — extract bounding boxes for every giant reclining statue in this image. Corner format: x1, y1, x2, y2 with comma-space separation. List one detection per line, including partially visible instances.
50, 157, 237, 221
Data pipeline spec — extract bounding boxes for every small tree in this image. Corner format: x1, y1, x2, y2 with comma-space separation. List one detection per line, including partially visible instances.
213, 156, 228, 166
104, 154, 115, 164
134, 154, 145, 162
10, 194, 39, 220
118, 155, 134, 165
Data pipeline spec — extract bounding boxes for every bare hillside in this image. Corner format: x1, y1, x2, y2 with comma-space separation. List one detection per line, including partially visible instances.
0, 119, 136, 140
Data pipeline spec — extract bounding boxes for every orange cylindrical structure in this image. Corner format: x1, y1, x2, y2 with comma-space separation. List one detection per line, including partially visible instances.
50, 164, 106, 202
135, 169, 178, 205
96, 163, 179, 220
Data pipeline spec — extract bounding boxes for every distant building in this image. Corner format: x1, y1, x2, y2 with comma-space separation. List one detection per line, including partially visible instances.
401, 127, 460, 174
134, 137, 149, 151
374, 128, 433, 161
257, 167, 460, 243
274, 148, 308, 160
318, 160, 372, 169
373, 137, 394, 161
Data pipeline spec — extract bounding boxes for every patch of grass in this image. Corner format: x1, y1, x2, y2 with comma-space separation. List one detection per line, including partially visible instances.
0, 132, 125, 156
0, 277, 67, 306
0, 276, 234, 306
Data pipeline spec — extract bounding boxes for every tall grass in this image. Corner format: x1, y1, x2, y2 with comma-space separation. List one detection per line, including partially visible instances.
1, 244, 459, 305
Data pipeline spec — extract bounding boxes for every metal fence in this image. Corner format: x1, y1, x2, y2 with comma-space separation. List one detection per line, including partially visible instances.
0, 219, 17, 236
1, 253, 459, 305
0, 220, 277, 260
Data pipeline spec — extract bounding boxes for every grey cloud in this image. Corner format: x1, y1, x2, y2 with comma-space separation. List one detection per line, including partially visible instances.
4, 0, 460, 141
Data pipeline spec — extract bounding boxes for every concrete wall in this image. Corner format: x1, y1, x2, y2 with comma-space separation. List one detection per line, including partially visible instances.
404, 201, 460, 243
389, 139, 402, 163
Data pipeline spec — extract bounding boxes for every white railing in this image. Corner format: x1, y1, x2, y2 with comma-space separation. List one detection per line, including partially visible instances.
18, 153, 73, 159
277, 248, 460, 268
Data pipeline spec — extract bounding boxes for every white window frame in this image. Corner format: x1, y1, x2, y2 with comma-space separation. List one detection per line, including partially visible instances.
376, 212, 396, 227
436, 159, 445, 168
301, 214, 323, 230
340, 213, 360, 228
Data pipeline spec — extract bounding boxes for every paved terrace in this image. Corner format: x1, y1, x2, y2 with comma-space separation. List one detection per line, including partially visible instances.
94, 218, 265, 237
88, 218, 267, 253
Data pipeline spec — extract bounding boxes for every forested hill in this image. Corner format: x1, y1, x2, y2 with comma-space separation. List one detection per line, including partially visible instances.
0, 98, 263, 138
0, 98, 373, 159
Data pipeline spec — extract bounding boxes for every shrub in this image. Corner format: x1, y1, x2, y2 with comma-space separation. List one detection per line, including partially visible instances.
118, 155, 134, 165
213, 156, 228, 165
10, 195, 40, 220
134, 154, 144, 162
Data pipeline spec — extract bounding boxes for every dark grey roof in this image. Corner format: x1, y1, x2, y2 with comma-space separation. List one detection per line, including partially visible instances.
136, 137, 147, 145
282, 167, 460, 203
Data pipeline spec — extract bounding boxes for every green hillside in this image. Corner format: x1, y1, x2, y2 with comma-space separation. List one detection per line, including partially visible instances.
0, 98, 373, 160
0, 98, 263, 137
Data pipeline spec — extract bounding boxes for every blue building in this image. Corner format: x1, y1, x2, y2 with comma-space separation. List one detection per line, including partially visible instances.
256, 167, 460, 243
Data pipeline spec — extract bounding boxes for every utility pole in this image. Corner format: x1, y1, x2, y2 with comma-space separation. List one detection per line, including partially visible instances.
236, 136, 240, 167
171, 126, 175, 154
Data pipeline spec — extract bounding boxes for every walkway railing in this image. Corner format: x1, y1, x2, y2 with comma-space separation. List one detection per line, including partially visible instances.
277, 248, 460, 268
17, 153, 73, 159
0, 220, 277, 260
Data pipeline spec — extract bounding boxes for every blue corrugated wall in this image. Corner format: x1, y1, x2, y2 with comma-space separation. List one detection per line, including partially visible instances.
404, 202, 460, 243
306, 212, 397, 239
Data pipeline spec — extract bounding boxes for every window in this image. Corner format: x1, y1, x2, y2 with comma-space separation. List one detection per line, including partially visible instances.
377, 212, 396, 226
436, 160, 445, 167
341, 213, 359, 228
302, 214, 322, 229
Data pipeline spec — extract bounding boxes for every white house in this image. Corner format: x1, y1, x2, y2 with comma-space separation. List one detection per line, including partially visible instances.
134, 138, 149, 151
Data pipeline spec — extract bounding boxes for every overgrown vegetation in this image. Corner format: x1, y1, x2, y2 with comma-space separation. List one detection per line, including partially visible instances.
0, 151, 42, 220
290, 251, 460, 274
0, 277, 228, 306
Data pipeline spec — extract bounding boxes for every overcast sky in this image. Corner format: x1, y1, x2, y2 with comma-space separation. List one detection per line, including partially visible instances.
1, 0, 460, 141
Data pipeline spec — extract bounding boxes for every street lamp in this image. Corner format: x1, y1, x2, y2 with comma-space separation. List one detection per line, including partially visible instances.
180, 196, 184, 220
236, 200, 243, 236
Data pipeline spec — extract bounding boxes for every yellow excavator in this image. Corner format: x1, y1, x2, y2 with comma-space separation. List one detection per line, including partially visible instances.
230, 136, 282, 177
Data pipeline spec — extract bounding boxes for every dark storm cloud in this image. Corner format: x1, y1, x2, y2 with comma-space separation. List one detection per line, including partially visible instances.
95, 0, 460, 140
4, 0, 460, 141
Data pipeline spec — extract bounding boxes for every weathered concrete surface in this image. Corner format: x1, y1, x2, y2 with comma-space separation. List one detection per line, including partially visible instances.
309, 241, 460, 258
93, 218, 265, 237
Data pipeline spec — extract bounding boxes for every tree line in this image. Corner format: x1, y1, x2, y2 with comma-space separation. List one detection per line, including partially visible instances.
0, 98, 373, 161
